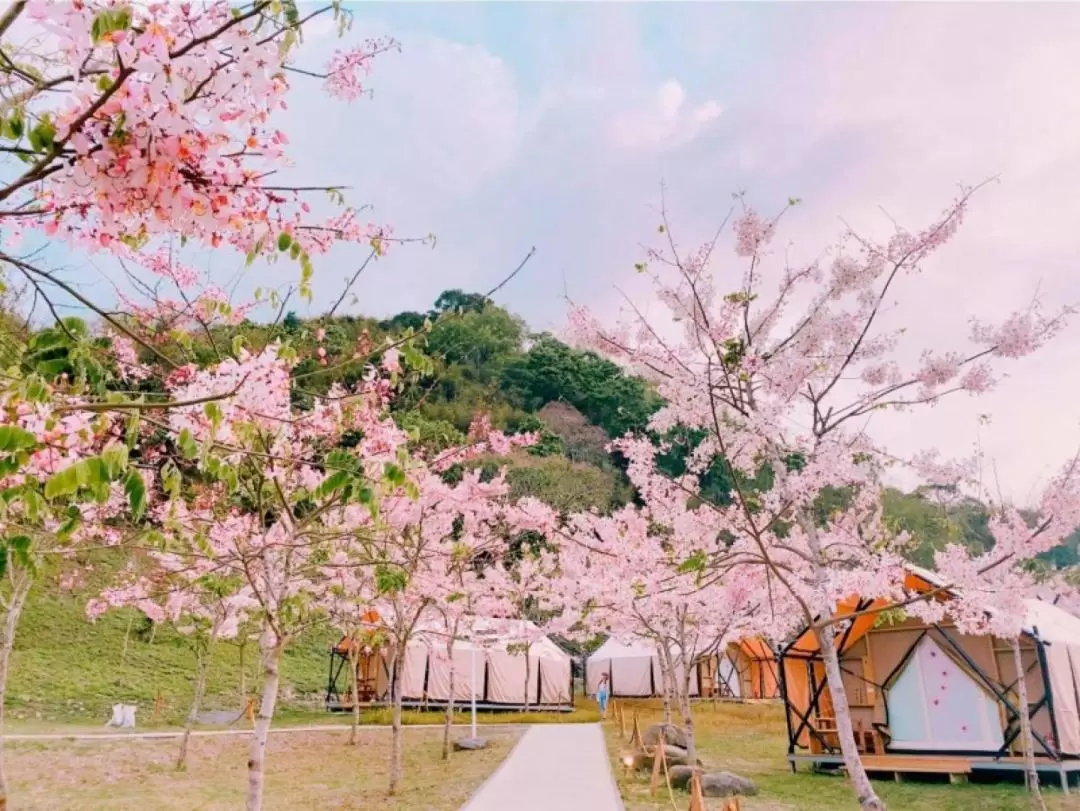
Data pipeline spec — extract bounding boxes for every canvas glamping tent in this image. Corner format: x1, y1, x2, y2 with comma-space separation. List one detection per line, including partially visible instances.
715, 639, 782, 700
325, 617, 573, 711
586, 636, 781, 700
778, 566, 1080, 780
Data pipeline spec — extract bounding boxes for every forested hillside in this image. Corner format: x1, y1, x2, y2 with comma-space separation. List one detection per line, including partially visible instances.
7, 288, 1077, 723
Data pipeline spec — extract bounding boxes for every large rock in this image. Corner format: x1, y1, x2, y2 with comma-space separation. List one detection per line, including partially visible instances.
701, 771, 758, 798
453, 737, 490, 751
631, 745, 702, 771
668, 765, 704, 790
643, 723, 689, 750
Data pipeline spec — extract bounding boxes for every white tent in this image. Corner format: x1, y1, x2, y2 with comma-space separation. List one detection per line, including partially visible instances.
586, 637, 700, 698
381, 617, 572, 707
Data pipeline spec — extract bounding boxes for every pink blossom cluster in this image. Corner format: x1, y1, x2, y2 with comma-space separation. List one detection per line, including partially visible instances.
5, 2, 390, 259
323, 39, 398, 102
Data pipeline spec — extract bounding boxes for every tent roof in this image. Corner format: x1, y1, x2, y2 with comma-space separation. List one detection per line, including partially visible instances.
784, 566, 1080, 657
588, 636, 659, 662
1024, 598, 1080, 645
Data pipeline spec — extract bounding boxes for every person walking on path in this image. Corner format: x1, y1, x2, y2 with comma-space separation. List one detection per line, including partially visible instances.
596, 673, 610, 719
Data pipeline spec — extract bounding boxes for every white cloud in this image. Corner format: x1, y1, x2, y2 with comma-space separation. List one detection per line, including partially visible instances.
608, 79, 723, 151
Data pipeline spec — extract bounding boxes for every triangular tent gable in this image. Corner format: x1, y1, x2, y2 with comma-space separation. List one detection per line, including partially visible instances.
886, 635, 1004, 752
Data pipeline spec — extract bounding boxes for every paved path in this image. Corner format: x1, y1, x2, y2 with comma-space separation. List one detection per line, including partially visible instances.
461, 724, 623, 811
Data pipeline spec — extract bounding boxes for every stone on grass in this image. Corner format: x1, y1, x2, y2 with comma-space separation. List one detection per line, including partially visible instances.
643, 723, 689, 750
454, 736, 490, 751
631, 745, 702, 771
668, 765, 704, 790
701, 771, 758, 797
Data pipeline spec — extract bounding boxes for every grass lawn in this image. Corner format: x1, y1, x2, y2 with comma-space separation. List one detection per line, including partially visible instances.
7, 726, 517, 810
605, 699, 1072, 811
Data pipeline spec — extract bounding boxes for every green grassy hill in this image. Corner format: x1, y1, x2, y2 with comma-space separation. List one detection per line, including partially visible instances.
8, 562, 336, 724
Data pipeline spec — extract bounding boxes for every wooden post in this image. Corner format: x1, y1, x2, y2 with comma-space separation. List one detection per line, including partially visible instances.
629, 710, 644, 749
617, 702, 626, 737
245, 695, 256, 725
650, 739, 666, 796
687, 769, 706, 811
150, 692, 165, 725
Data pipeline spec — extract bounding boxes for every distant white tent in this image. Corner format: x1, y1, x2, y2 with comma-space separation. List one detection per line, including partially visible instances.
586, 637, 700, 698
379, 617, 573, 707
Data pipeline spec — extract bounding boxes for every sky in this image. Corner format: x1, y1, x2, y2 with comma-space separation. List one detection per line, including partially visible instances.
23, 2, 1080, 504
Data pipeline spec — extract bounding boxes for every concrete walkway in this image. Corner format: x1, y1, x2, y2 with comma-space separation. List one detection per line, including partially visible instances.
461, 724, 623, 811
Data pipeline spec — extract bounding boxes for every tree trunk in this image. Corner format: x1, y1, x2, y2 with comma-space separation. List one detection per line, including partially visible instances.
677, 630, 697, 765
1012, 638, 1048, 810
659, 655, 673, 725
443, 639, 455, 761
523, 644, 531, 713
815, 622, 885, 811
245, 623, 282, 811
388, 653, 404, 796
177, 636, 215, 771
0, 570, 32, 811
239, 638, 247, 700
348, 642, 361, 746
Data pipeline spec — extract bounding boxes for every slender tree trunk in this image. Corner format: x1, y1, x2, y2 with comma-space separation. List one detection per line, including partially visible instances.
678, 628, 697, 765
388, 652, 404, 796
239, 638, 247, 700
246, 623, 283, 811
659, 654, 673, 725
815, 622, 884, 811
1012, 638, 1048, 810
348, 642, 361, 746
177, 636, 215, 771
0, 570, 32, 811
523, 644, 531, 713
443, 638, 455, 761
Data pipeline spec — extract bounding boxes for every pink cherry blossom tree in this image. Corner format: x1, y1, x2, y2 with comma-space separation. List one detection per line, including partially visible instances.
0, 0, 399, 385
0, 363, 150, 809
330, 461, 526, 794
87, 557, 256, 770
563, 184, 1078, 809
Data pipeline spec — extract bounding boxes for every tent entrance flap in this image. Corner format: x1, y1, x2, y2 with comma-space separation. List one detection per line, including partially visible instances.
887, 636, 1005, 752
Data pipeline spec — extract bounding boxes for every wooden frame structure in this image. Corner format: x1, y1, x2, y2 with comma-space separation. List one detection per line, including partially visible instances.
777, 572, 1080, 784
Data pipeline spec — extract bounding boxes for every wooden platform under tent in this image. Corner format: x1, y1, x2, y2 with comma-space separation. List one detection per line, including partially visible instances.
789, 752, 1080, 789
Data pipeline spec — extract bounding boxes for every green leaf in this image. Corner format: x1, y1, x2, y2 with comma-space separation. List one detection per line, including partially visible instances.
101, 443, 129, 478
161, 460, 181, 500
374, 564, 407, 596
383, 463, 406, 487
245, 235, 266, 267
125, 411, 140, 449
277, 232, 293, 251
124, 470, 146, 520
0, 426, 37, 453
178, 428, 199, 460
315, 470, 351, 500
27, 115, 55, 152
231, 334, 245, 357
56, 507, 81, 540
43, 464, 80, 499
676, 550, 708, 575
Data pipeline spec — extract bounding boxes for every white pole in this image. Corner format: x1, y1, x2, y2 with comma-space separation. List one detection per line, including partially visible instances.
470, 645, 478, 738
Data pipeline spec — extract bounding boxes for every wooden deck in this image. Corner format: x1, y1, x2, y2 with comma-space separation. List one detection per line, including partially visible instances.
790, 752, 1080, 785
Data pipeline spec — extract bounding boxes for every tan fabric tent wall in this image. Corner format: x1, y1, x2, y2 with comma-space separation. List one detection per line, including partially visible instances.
380, 618, 573, 707
586, 636, 709, 698
778, 568, 1080, 759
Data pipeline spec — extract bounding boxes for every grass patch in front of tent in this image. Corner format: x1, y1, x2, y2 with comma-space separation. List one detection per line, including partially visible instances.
605, 699, 1071, 811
